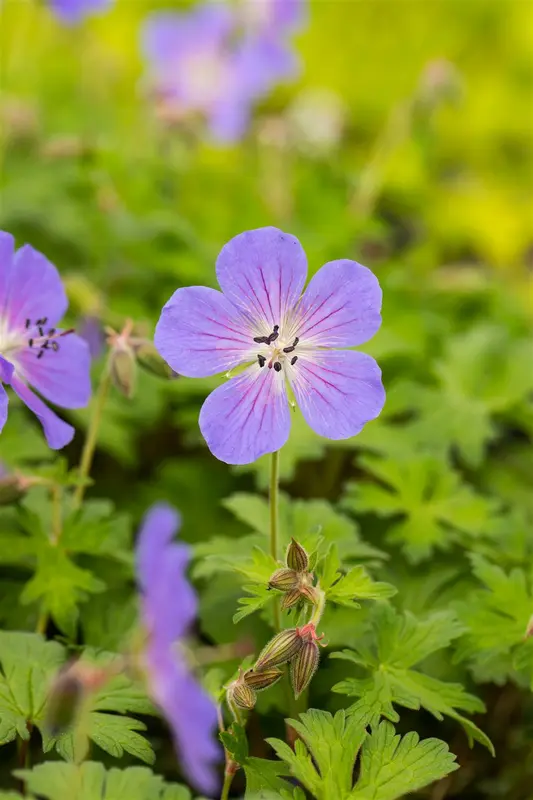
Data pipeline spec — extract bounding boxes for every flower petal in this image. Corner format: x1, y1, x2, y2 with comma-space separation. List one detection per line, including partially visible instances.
155, 286, 255, 378
148, 647, 219, 796
0, 231, 15, 314
0, 385, 8, 433
216, 227, 307, 334
10, 375, 74, 449
4, 245, 68, 332
136, 504, 197, 642
293, 259, 382, 347
290, 350, 385, 439
15, 334, 91, 409
0, 355, 14, 384
199, 366, 291, 464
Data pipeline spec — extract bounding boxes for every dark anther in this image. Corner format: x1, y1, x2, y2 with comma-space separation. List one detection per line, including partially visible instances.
291, 356, 298, 365
257, 354, 266, 368
25, 318, 31, 329
41, 341, 50, 350
273, 325, 279, 332
253, 335, 269, 344
274, 362, 282, 372
293, 337, 299, 346
282, 345, 295, 354
38, 327, 44, 337
267, 330, 279, 344
37, 350, 44, 360
36, 317, 48, 326
48, 328, 56, 336
28, 339, 34, 348
51, 341, 60, 352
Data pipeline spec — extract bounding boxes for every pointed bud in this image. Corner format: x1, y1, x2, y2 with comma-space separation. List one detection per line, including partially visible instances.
135, 341, 177, 380
243, 668, 283, 691
254, 628, 303, 671
0, 474, 27, 505
290, 640, 320, 698
299, 584, 318, 604
45, 671, 84, 735
268, 568, 299, 592
228, 680, 256, 710
110, 346, 137, 398
286, 538, 309, 572
281, 589, 302, 611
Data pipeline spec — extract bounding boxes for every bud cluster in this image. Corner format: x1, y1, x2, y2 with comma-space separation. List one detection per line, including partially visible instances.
268, 539, 317, 612
225, 541, 327, 717
106, 319, 177, 399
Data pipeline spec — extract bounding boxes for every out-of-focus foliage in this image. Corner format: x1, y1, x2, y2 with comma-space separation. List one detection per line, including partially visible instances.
1, 0, 532, 797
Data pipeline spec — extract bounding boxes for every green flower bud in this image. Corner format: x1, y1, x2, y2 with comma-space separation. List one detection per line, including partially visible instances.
135, 341, 177, 380
280, 588, 302, 611
254, 628, 303, 671
290, 640, 320, 698
286, 538, 309, 572
45, 671, 84, 735
268, 568, 299, 592
110, 346, 137, 398
243, 668, 283, 691
0, 474, 27, 505
228, 680, 256, 710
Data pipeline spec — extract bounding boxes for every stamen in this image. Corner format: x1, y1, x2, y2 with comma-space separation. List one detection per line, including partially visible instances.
293, 337, 299, 346
273, 362, 282, 372
254, 335, 269, 344
283, 345, 295, 353
51, 341, 60, 352
257, 354, 266, 368
28, 339, 34, 348
291, 356, 298, 365
267, 330, 279, 344
37, 350, 44, 360
25, 318, 31, 329
38, 327, 44, 337
48, 328, 56, 336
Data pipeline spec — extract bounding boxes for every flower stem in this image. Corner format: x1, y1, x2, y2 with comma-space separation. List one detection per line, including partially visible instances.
220, 769, 235, 800
73, 358, 112, 509
269, 450, 280, 561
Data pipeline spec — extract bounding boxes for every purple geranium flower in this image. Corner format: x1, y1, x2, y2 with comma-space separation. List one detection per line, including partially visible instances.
241, 0, 306, 37
154, 227, 385, 465
142, 2, 299, 142
136, 504, 220, 796
0, 232, 91, 449
48, 0, 112, 24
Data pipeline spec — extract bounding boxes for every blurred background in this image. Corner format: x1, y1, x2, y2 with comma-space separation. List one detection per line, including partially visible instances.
1, 0, 533, 797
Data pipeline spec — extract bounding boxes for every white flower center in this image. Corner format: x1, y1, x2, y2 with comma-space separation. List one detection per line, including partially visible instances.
253, 325, 300, 372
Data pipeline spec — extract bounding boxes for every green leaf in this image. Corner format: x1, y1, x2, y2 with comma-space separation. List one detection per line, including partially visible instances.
349, 722, 459, 799
343, 453, 497, 563
20, 546, 105, 638
331, 606, 493, 754
0, 632, 64, 745
61, 500, 132, 564
233, 584, 274, 624
45, 651, 155, 765
454, 554, 533, 684
267, 710, 458, 800
243, 758, 293, 799
15, 762, 191, 800
220, 722, 248, 764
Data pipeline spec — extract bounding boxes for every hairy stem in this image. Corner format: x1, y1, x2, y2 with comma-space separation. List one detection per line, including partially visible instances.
73, 358, 112, 509
220, 769, 236, 800
269, 450, 282, 631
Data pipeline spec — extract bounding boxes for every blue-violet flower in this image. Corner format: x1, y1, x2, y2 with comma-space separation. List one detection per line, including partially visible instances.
155, 226, 385, 465
136, 503, 220, 796
0, 232, 91, 449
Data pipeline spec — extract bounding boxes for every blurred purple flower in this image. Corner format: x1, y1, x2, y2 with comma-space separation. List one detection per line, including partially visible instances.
136, 504, 220, 796
142, 2, 301, 142
48, 0, 112, 24
241, 0, 306, 37
0, 232, 91, 449
155, 227, 385, 465
79, 315, 105, 360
